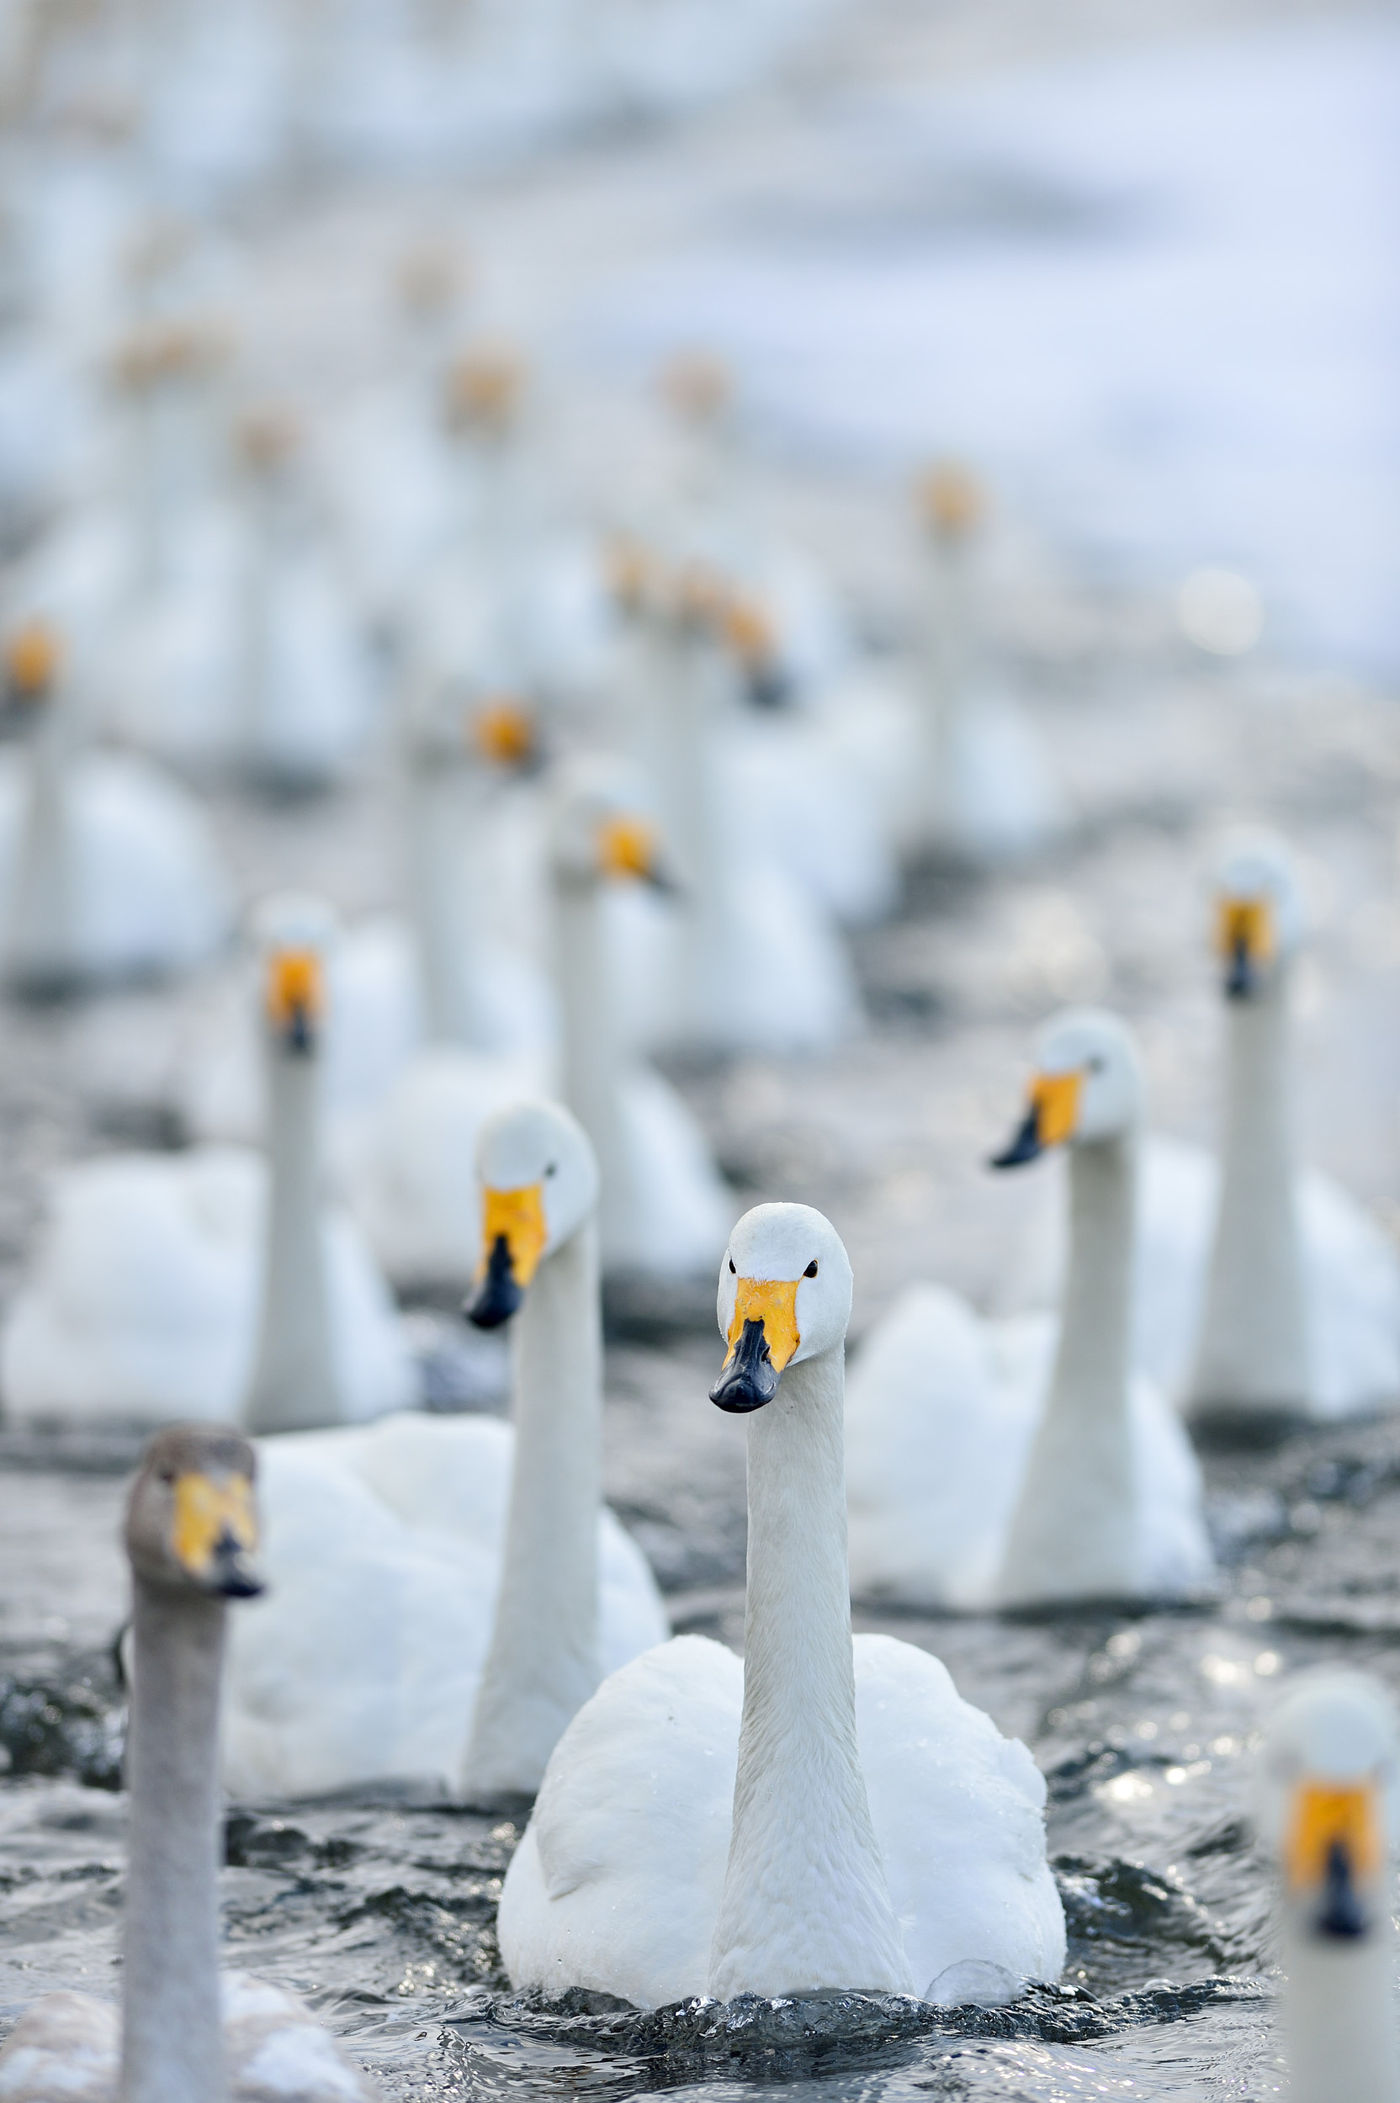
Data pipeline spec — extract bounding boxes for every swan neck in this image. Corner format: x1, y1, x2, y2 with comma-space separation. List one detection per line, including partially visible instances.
553, 880, 630, 1260
119, 1579, 228, 2103
1190, 970, 1310, 1418
4, 696, 80, 987
463, 1218, 603, 1797
1280, 1911, 1400, 2103
996, 1133, 1139, 1605
243, 1039, 339, 1434
709, 1345, 912, 2000
403, 757, 491, 1047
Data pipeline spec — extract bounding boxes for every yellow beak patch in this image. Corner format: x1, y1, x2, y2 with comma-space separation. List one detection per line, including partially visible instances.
1285, 1780, 1381, 1892
5, 621, 60, 697
265, 948, 323, 1031
1216, 895, 1274, 966
472, 698, 535, 768
1030, 1070, 1081, 1148
597, 815, 661, 884
723, 1276, 801, 1375
172, 1472, 258, 1582
479, 1181, 548, 1289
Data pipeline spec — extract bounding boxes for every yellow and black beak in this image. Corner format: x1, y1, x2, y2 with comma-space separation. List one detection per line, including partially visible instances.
725, 599, 789, 712
1285, 1778, 1381, 1942
990, 1070, 1081, 1170
1217, 895, 1273, 1002
465, 1181, 548, 1329
710, 1276, 801, 1413
265, 947, 323, 1056
596, 813, 679, 897
4, 620, 59, 708
172, 1470, 262, 1598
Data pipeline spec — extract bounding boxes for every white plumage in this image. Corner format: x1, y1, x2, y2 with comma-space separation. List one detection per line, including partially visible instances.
221, 1410, 667, 1800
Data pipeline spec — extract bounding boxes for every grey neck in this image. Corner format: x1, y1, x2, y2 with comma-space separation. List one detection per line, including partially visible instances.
650, 624, 733, 1036
462, 1218, 603, 1797
119, 1581, 228, 2103
243, 1038, 339, 1434
709, 1346, 911, 1999
1281, 1908, 1400, 2103
996, 1133, 1139, 1605
1189, 970, 1311, 1424
553, 879, 632, 1262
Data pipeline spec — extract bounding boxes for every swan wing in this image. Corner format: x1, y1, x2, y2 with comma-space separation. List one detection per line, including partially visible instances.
1298, 1171, 1400, 1417
498, 1635, 741, 2008
0, 1991, 117, 2101
853, 1634, 1065, 1997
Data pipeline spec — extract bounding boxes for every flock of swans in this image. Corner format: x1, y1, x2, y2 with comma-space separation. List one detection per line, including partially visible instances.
0, 78, 1397, 2103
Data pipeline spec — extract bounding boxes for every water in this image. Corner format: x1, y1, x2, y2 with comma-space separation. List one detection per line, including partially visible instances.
7, 1403, 1400, 2097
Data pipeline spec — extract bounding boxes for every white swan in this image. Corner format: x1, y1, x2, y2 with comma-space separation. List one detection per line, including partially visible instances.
0, 1426, 377, 2103
0, 896, 412, 1429
106, 410, 378, 790
845, 1010, 1213, 1610
1256, 1670, 1400, 2103
499, 1200, 1065, 2008
0, 620, 232, 990
221, 1101, 667, 1800
904, 464, 1064, 865
1018, 835, 1400, 1426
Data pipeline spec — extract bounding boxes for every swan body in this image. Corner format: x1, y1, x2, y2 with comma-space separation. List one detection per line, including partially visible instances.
845, 1012, 1213, 1611
1257, 1671, 1400, 2103
0, 1148, 409, 1429
0, 629, 232, 989
0, 1427, 376, 2103
221, 1412, 666, 1799
500, 1201, 1063, 2007
225, 1103, 667, 1798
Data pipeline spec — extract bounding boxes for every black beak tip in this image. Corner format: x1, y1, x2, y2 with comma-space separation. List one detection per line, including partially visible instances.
710, 1317, 780, 1411
989, 1109, 1043, 1172
464, 1235, 522, 1330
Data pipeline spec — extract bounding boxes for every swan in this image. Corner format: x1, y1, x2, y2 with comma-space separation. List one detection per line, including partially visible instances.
547, 767, 732, 1278
0, 1425, 377, 2103
499, 1199, 1064, 2008
0, 619, 232, 990
0, 896, 412, 1429
1018, 835, 1400, 1426
619, 564, 862, 1056
845, 1009, 1213, 1610
904, 463, 1064, 865
1256, 1670, 1400, 2103
221, 1100, 667, 1800
106, 409, 378, 790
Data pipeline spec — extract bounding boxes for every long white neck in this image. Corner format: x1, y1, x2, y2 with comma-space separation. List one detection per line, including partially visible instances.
1189, 971, 1311, 1424
235, 474, 285, 764
462, 1218, 602, 1797
996, 1134, 1139, 1606
709, 1345, 912, 2000
646, 622, 732, 1038
1281, 1908, 1400, 2103
552, 877, 633, 1264
917, 536, 975, 819
243, 1039, 340, 1434
4, 694, 79, 989
402, 756, 493, 1047
119, 1580, 228, 2103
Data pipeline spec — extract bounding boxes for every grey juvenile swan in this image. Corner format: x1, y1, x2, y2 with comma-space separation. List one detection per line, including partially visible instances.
0, 1425, 376, 2103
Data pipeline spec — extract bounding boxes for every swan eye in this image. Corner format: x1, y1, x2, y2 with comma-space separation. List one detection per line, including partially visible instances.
804, 1260, 818, 1278
728, 1257, 736, 1274
545, 1162, 558, 1178
1086, 1056, 1105, 1074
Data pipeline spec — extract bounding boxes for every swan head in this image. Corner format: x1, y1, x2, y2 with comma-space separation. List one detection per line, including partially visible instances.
547, 767, 677, 897
1213, 829, 1303, 1000
991, 1008, 1142, 1168
444, 346, 524, 437
917, 459, 985, 545
471, 694, 539, 773
3, 619, 60, 707
125, 1425, 263, 1600
465, 1099, 599, 1328
253, 893, 335, 1059
723, 594, 789, 711
1258, 1670, 1400, 1945
711, 1203, 853, 1411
